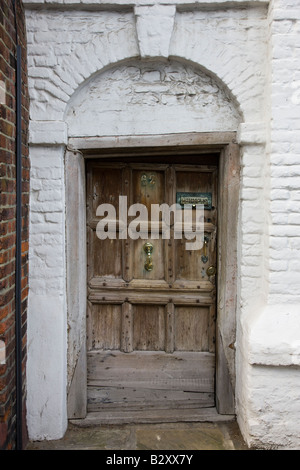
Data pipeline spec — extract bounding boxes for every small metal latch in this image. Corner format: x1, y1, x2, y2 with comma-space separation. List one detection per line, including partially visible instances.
201, 236, 209, 263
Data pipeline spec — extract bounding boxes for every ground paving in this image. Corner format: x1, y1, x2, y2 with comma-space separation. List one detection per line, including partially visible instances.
26, 420, 249, 451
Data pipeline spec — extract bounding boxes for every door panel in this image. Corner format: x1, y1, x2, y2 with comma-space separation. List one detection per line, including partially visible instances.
90, 166, 123, 212
132, 168, 165, 215
175, 306, 211, 351
131, 238, 166, 280
93, 237, 123, 278
132, 304, 166, 351
86, 160, 218, 415
87, 303, 122, 351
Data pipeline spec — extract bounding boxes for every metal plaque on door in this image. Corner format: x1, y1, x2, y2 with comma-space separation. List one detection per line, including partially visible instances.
176, 192, 212, 209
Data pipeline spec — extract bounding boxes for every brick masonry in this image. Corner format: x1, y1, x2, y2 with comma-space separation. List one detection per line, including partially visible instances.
0, 0, 29, 450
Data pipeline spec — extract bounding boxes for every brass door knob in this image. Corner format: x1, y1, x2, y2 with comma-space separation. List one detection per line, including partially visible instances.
206, 265, 216, 277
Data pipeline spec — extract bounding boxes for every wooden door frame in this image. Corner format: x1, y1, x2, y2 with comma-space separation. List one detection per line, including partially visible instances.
66, 132, 239, 418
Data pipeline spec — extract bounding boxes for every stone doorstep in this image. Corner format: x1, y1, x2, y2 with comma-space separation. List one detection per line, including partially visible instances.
26, 420, 249, 450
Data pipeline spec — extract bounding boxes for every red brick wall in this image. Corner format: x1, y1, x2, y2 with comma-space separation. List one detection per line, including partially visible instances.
0, 0, 29, 450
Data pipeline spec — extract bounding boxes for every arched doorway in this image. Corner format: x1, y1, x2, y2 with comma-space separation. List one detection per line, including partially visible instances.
65, 59, 241, 423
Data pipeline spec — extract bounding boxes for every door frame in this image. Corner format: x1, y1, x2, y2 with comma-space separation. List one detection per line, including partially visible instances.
66, 132, 240, 418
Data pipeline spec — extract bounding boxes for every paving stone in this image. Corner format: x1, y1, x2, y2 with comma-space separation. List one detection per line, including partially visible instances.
136, 424, 228, 450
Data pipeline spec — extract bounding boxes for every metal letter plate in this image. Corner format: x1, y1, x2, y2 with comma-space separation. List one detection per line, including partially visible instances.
176, 192, 212, 210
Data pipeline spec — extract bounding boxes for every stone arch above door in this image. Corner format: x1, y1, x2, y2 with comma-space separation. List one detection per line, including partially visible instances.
65, 58, 242, 138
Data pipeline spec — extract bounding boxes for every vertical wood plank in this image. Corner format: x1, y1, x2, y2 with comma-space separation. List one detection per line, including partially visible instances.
89, 304, 122, 350
165, 302, 175, 353
122, 166, 132, 282
121, 302, 133, 353
133, 305, 166, 350
208, 303, 216, 353
175, 306, 210, 351
86, 163, 93, 282
216, 142, 239, 414
165, 166, 176, 285
86, 300, 93, 352
215, 329, 235, 414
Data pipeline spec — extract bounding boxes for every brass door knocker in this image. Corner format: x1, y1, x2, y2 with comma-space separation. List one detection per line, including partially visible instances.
143, 242, 153, 271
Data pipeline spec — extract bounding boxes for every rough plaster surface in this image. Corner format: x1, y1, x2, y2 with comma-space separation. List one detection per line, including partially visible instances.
66, 59, 241, 137
25, 0, 300, 449
27, 294, 67, 441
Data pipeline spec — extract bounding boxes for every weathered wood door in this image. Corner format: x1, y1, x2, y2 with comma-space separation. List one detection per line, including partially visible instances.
86, 159, 218, 420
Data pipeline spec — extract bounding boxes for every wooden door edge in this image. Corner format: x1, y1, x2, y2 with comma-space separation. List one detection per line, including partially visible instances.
216, 142, 240, 414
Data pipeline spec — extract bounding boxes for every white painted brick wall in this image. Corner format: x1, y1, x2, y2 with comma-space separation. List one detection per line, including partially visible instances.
29, 146, 66, 295
25, 9, 139, 121
27, 145, 68, 440
235, 0, 300, 450
25, 5, 268, 123
170, 6, 268, 122
268, 0, 300, 303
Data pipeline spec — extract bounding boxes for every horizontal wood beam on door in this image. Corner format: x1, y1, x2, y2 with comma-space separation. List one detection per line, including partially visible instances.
69, 131, 237, 156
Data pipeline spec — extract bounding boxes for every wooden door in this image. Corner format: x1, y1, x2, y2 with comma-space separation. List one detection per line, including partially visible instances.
86, 160, 218, 420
